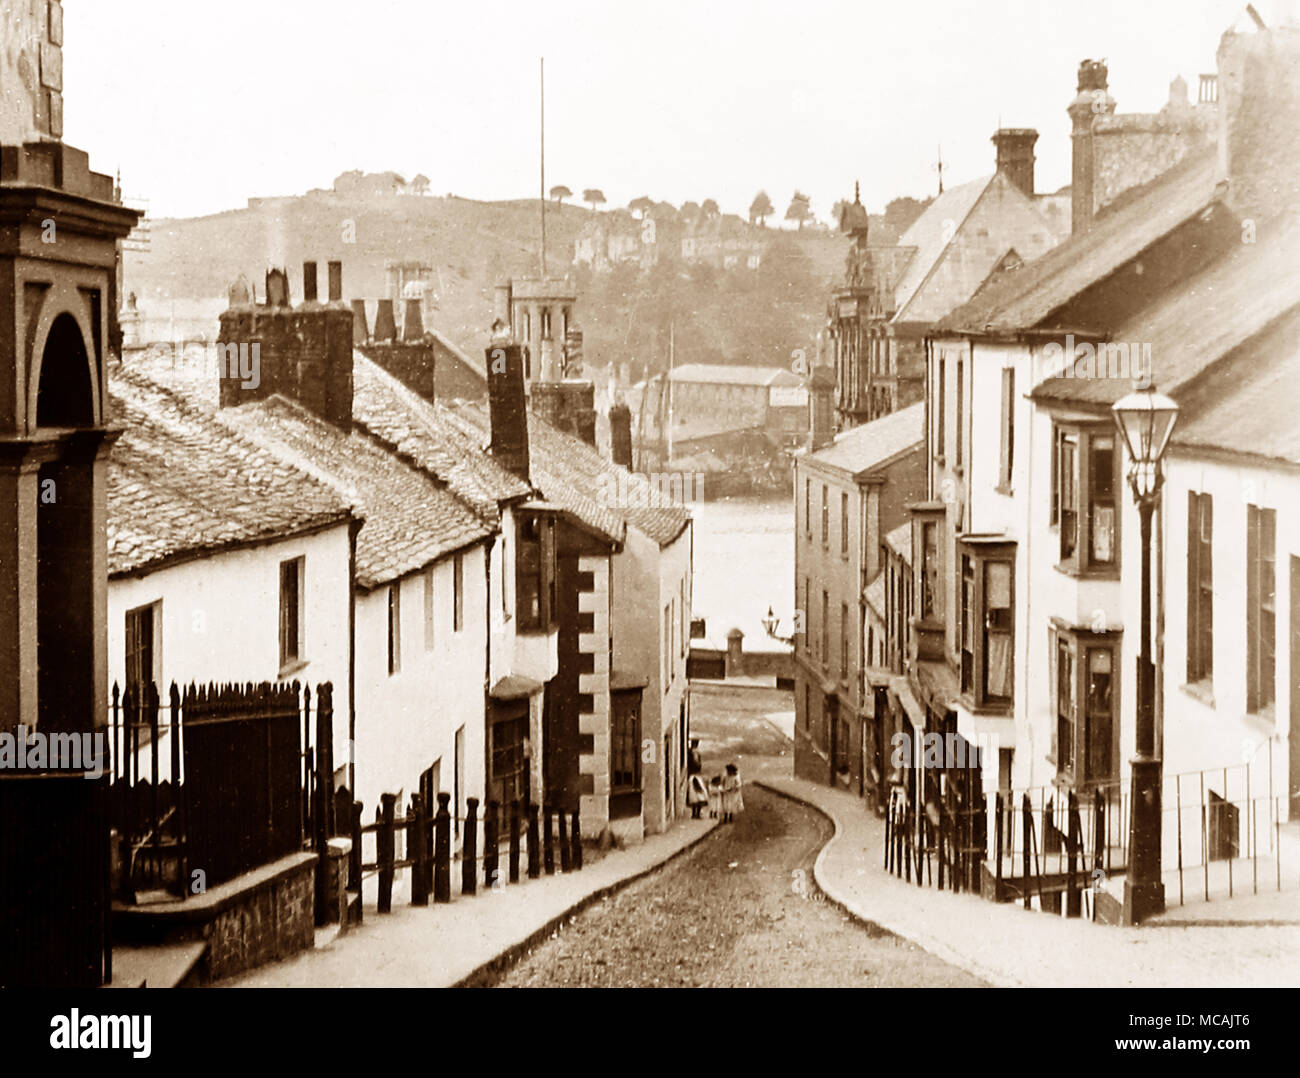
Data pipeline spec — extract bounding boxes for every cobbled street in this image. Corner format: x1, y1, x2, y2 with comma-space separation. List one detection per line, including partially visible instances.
490, 685, 986, 988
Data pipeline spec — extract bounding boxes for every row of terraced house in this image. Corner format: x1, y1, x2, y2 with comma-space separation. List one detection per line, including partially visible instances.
112, 262, 694, 847
796, 18, 1300, 922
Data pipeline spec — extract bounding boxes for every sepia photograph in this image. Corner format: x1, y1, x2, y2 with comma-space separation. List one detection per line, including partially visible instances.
0, 0, 1297, 1055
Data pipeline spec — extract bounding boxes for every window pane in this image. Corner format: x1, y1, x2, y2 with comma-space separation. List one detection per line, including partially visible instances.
982, 560, 1013, 700
1090, 436, 1115, 564
1085, 648, 1114, 781
1060, 437, 1078, 560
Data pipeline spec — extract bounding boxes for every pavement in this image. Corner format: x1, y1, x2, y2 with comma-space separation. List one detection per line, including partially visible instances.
222, 816, 717, 988
750, 761, 1300, 988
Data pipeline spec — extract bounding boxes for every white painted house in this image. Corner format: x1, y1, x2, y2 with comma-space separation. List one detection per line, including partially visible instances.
107, 365, 355, 781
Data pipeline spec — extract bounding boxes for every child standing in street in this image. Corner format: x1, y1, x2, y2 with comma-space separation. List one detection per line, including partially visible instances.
708, 774, 723, 819
722, 763, 744, 823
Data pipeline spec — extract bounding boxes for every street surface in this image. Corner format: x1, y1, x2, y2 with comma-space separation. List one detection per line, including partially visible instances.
490, 683, 986, 988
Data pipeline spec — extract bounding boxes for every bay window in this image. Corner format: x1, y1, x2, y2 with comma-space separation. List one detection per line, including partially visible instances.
516, 511, 556, 630
1052, 422, 1120, 574
957, 539, 1014, 711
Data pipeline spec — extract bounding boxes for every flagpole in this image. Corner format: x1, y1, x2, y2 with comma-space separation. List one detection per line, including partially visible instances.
540, 57, 547, 279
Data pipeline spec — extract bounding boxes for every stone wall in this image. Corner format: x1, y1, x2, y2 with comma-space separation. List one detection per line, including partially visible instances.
0, 1, 63, 144
206, 855, 315, 981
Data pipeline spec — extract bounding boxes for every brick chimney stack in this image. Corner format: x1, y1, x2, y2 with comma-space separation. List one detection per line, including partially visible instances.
219, 260, 353, 429
992, 128, 1038, 197
327, 261, 343, 303
809, 366, 836, 450
486, 339, 530, 483
1068, 59, 1116, 234
1215, 24, 1300, 219
609, 403, 634, 468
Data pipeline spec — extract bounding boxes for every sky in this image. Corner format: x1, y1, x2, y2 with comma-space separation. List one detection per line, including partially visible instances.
62, 0, 1270, 222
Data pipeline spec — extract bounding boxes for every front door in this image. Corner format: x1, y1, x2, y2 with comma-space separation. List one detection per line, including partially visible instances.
1290, 556, 1300, 817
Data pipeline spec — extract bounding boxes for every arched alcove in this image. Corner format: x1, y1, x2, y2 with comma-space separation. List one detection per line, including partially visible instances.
35, 313, 94, 428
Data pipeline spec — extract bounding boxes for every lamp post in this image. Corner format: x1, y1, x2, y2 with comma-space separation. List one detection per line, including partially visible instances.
1112, 378, 1179, 925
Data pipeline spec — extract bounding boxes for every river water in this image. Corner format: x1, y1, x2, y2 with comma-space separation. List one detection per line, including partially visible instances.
688, 496, 794, 653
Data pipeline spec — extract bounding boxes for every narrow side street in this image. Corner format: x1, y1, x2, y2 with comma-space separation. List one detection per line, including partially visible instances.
489, 784, 986, 987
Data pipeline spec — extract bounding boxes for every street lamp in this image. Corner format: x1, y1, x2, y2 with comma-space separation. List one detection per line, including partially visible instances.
1112, 377, 1179, 925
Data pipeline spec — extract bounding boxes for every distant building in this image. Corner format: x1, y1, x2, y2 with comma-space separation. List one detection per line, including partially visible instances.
574, 210, 652, 272
829, 130, 1072, 430
791, 404, 926, 795
666, 363, 809, 447
680, 213, 763, 269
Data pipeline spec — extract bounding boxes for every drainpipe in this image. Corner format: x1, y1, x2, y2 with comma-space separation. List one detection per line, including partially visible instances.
348, 516, 362, 795
483, 532, 495, 805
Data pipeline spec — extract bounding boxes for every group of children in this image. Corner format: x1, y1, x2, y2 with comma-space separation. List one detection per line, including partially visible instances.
687, 753, 744, 823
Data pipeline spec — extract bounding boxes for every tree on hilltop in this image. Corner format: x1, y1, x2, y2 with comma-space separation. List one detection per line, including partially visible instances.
749, 190, 774, 226
550, 184, 572, 204
583, 188, 607, 213
784, 191, 812, 230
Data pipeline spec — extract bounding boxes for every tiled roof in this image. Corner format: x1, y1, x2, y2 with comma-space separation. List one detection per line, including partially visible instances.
938, 149, 1221, 336
668, 363, 803, 388
351, 353, 531, 520
218, 395, 492, 590
800, 403, 923, 477
446, 400, 692, 548
107, 367, 351, 577
1032, 209, 1300, 407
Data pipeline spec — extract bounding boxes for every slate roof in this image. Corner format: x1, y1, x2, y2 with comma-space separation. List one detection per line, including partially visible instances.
219, 394, 492, 590
884, 522, 911, 564
1032, 209, 1300, 408
891, 175, 993, 318
351, 353, 530, 521
445, 400, 693, 549
938, 149, 1221, 336
107, 366, 352, 577
1170, 300, 1300, 467
668, 363, 803, 388
800, 402, 924, 478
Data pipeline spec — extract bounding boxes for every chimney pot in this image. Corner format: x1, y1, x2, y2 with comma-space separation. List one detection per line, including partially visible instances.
351, 299, 370, 343
266, 267, 290, 308
303, 261, 319, 304
328, 261, 343, 302
373, 299, 397, 342
402, 298, 425, 341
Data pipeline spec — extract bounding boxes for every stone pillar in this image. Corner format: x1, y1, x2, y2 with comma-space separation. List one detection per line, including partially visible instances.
0, 447, 43, 734
725, 628, 745, 679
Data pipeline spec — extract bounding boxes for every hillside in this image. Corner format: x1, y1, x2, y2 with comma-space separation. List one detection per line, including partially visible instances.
122, 188, 854, 376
